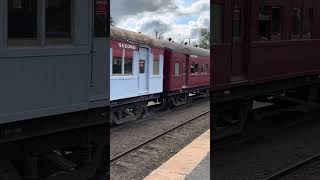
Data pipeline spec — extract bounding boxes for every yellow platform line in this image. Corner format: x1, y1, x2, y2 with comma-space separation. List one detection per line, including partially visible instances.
144, 129, 210, 180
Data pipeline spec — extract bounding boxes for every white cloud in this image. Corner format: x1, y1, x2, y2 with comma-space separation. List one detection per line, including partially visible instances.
111, 0, 209, 44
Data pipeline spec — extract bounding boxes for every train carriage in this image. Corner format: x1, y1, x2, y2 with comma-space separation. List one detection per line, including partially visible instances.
0, 0, 109, 179
211, 0, 320, 139
110, 27, 210, 124
110, 26, 164, 124
110, 26, 164, 101
161, 40, 210, 106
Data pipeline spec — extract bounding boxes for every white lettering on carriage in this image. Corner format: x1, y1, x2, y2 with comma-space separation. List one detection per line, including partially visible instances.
119, 43, 137, 50
191, 55, 198, 58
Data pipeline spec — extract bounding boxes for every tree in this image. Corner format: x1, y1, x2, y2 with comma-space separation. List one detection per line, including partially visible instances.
154, 28, 163, 39
198, 28, 210, 49
110, 16, 116, 26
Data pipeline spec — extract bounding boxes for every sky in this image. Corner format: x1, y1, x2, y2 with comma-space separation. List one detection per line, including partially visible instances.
110, 0, 210, 44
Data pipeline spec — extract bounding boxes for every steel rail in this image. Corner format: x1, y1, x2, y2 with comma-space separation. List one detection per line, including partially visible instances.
263, 152, 320, 180
110, 110, 210, 163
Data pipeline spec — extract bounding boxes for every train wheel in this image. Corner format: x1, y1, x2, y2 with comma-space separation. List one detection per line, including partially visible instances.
169, 94, 188, 107
212, 100, 252, 140
111, 102, 147, 125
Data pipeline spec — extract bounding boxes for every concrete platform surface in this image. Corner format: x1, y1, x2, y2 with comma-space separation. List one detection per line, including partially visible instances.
185, 153, 210, 180
144, 129, 210, 180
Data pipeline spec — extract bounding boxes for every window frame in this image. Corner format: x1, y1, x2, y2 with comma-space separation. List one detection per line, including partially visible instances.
112, 48, 134, 77
258, 6, 283, 41
174, 62, 180, 76
153, 58, 160, 75
291, 8, 313, 40
6, 0, 74, 47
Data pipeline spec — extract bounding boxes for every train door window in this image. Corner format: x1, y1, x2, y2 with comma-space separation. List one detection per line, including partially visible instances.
46, 0, 72, 45
139, 60, 145, 73
8, 0, 39, 46
212, 4, 223, 43
153, 60, 160, 75
233, 8, 241, 40
174, 63, 180, 76
258, 7, 282, 41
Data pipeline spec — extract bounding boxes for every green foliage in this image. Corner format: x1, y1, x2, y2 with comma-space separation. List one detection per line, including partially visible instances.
198, 28, 210, 49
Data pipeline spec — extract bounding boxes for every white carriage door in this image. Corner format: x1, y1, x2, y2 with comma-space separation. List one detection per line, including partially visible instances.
138, 48, 149, 92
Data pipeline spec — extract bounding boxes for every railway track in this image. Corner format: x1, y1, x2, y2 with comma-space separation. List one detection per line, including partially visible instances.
110, 110, 210, 163
263, 152, 320, 180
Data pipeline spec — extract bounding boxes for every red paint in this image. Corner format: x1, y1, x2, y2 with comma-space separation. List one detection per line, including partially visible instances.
211, 0, 320, 91
164, 49, 210, 92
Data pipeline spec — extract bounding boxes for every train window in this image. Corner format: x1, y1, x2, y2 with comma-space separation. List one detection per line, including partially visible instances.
94, 0, 108, 37
271, 7, 281, 40
258, 7, 282, 41
46, 0, 72, 45
153, 60, 160, 75
124, 58, 133, 75
112, 57, 122, 75
233, 8, 241, 40
204, 64, 209, 74
191, 63, 199, 74
212, 4, 223, 43
8, 0, 39, 46
124, 50, 133, 75
302, 8, 312, 39
292, 8, 313, 39
174, 63, 180, 76
292, 8, 302, 39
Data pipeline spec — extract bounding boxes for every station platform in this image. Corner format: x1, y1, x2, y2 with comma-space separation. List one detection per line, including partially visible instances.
144, 130, 210, 180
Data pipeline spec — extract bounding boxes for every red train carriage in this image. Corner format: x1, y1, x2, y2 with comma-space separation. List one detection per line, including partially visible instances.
109, 27, 210, 124
211, 0, 320, 139
161, 40, 210, 107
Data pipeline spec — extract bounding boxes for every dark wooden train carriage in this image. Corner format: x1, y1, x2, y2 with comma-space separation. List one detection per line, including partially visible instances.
162, 40, 210, 106
211, 0, 320, 139
0, 0, 109, 179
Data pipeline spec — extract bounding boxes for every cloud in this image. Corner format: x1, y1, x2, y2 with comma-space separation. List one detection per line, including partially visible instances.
111, 0, 209, 44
